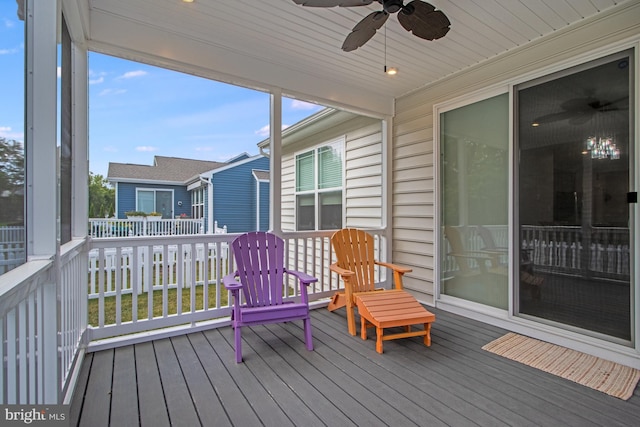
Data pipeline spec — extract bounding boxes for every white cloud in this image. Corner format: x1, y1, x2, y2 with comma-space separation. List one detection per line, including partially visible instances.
120, 70, 148, 79
99, 88, 127, 96
290, 100, 319, 110
88, 70, 107, 84
3, 18, 14, 29
103, 145, 118, 153
136, 146, 157, 152
195, 146, 214, 152
255, 124, 270, 137
57, 67, 61, 78
254, 124, 290, 137
0, 46, 19, 55
0, 126, 24, 140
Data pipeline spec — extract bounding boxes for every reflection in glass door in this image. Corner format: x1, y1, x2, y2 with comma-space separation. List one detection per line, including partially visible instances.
156, 190, 173, 219
440, 93, 509, 309
516, 51, 633, 341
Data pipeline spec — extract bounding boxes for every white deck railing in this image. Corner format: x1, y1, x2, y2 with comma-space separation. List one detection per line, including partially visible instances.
521, 225, 630, 278
86, 230, 386, 344
444, 225, 630, 279
0, 238, 87, 405
88, 217, 207, 238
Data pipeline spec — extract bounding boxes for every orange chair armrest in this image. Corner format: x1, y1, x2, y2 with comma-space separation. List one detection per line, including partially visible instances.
330, 262, 355, 278
374, 260, 412, 274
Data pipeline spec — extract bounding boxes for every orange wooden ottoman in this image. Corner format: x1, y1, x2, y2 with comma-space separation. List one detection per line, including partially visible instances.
354, 290, 435, 354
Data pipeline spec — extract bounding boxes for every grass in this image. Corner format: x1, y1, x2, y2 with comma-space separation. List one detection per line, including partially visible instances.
87, 284, 230, 326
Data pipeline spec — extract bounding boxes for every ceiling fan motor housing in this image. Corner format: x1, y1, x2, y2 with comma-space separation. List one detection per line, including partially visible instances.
383, 0, 404, 13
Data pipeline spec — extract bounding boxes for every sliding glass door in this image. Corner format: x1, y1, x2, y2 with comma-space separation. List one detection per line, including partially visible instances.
440, 93, 510, 309
516, 51, 633, 341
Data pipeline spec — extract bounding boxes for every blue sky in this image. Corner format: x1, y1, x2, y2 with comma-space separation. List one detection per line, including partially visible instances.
0, 3, 323, 178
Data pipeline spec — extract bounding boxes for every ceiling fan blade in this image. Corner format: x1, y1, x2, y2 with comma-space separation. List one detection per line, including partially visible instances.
342, 11, 389, 52
533, 111, 586, 125
397, 1, 450, 41
292, 0, 374, 7
568, 113, 595, 126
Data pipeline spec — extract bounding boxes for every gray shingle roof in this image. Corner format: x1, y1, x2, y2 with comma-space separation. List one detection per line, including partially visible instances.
108, 156, 226, 183
252, 169, 270, 181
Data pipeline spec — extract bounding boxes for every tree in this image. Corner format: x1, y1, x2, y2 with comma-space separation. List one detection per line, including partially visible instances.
89, 173, 115, 218
0, 137, 24, 225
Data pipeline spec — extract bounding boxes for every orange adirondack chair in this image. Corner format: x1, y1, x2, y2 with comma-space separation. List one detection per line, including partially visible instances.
329, 228, 412, 336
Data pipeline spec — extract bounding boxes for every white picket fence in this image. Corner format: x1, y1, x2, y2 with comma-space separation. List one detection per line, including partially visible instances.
0, 226, 25, 275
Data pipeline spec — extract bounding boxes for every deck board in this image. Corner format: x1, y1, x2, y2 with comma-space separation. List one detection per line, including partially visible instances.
78, 350, 113, 427
110, 346, 139, 427
135, 342, 170, 427
71, 306, 640, 427
153, 339, 201, 426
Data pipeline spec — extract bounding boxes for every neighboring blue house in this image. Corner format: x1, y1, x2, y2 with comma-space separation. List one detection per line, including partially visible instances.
107, 154, 269, 233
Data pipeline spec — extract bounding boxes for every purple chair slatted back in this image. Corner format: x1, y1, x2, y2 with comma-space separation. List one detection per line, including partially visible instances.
232, 231, 285, 307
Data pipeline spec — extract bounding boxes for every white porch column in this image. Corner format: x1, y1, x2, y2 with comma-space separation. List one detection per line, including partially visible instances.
269, 90, 283, 234
25, 0, 58, 258
382, 116, 393, 265
207, 179, 214, 233
71, 40, 89, 239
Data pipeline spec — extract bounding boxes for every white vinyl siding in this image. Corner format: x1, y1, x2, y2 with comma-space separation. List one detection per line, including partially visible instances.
281, 113, 383, 232
391, 5, 639, 304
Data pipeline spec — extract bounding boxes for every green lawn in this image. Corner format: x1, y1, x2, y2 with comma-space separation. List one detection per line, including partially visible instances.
88, 284, 230, 326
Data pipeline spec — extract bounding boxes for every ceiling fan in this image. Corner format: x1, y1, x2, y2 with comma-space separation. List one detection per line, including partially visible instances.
532, 96, 629, 126
292, 0, 451, 52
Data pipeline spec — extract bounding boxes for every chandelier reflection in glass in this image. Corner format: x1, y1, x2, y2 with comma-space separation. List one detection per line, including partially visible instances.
585, 136, 620, 160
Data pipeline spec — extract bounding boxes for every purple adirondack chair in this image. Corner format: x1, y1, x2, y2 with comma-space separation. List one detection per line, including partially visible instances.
223, 232, 317, 363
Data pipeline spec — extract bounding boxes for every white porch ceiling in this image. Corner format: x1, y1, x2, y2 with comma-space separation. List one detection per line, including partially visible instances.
79, 0, 629, 115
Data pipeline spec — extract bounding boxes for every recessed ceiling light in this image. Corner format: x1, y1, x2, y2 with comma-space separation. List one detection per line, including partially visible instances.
182, 0, 195, 3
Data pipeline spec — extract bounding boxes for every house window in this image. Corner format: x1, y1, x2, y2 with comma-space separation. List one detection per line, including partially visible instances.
137, 189, 173, 218
191, 187, 205, 219
295, 139, 344, 230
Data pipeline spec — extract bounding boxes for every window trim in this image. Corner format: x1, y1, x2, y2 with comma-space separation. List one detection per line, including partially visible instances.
135, 187, 174, 217
294, 136, 345, 231
191, 186, 205, 219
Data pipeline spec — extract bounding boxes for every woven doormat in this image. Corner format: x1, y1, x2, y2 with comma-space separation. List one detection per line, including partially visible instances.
482, 332, 640, 400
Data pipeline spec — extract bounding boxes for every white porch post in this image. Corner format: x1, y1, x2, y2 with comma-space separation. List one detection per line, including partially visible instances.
269, 90, 283, 234
25, 0, 58, 258
71, 40, 89, 239
207, 179, 214, 233
25, 0, 59, 403
382, 116, 393, 266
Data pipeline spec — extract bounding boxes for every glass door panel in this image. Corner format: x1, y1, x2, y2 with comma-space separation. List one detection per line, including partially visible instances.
156, 191, 173, 219
516, 52, 633, 340
440, 93, 510, 309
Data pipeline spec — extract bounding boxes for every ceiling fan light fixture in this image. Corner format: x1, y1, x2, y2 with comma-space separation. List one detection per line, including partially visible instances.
383, 0, 404, 13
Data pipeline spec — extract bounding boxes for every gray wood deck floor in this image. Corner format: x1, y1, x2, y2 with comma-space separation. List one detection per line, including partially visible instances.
70, 306, 640, 427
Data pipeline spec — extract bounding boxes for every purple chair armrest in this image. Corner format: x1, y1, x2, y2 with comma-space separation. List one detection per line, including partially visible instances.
223, 272, 242, 291
285, 269, 318, 286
